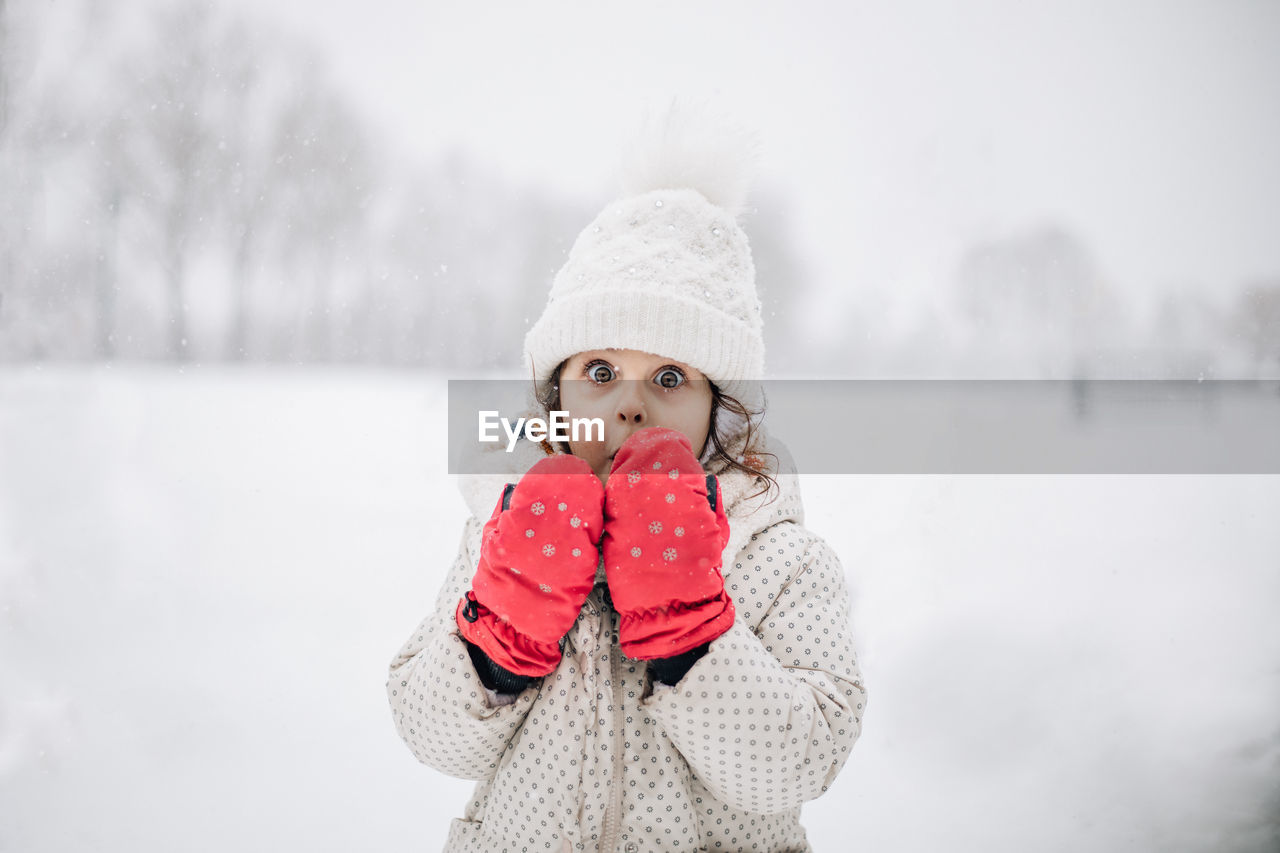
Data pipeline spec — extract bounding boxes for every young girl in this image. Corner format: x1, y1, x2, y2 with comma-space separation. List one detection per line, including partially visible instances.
387, 116, 866, 852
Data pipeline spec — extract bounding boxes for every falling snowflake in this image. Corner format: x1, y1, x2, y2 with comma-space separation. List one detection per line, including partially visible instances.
542, 544, 555, 557
525, 529, 535, 538
627, 470, 641, 485
674, 526, 684, 537
630, 546, 642, 558
667, 469, 679, 479
665, 493, 675, 503
571, 548, 581, 557
558, 502, 567, 511
531, 501, 545, 515
651, 460, 662, 470
663, 548, 677, 561
538, 583, 552, 592
648, 521, 662, 534
569, 516, 581, 528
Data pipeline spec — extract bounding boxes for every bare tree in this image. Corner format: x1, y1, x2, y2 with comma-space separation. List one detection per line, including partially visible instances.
105, 1, 237, 361
0, 0, 10, 139
0, 0, 103, 360
1228, 280, 1280, 374
264, 63, 374, 363
954, 225, 1126, 376
0, 0, 17, 346
215, 19, 273, 362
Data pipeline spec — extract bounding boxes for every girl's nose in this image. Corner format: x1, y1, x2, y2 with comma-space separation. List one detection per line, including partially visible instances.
616, 406, 645, 425
614, 383, 646, 425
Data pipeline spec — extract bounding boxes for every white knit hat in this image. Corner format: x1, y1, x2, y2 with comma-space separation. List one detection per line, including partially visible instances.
523, 105, 766, 411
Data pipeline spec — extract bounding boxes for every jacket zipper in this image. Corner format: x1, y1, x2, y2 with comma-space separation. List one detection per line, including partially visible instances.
599, 605, 625, 851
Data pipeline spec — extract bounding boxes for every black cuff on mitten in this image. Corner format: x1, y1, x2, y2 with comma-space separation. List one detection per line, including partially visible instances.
649, 643, 711, 686
465, 641, 535, 695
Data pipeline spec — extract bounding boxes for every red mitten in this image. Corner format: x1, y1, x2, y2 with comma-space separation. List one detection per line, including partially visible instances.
602, 427, 734, 660
457, 453, 604, 676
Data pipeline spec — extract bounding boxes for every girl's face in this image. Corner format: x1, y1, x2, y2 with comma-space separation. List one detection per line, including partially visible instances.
559, 348, 713, 484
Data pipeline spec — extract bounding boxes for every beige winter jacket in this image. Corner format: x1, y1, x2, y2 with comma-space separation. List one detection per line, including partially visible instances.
387, 427, 865, 852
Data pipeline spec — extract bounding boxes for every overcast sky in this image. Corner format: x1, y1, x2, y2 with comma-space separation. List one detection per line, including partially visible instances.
214, 0, 1280, 326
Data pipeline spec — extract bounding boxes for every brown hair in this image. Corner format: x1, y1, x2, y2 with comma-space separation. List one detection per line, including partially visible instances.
534, 360, 779, 504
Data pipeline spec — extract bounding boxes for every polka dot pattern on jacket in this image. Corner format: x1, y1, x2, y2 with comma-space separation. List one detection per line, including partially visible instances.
388, 448, 865, 852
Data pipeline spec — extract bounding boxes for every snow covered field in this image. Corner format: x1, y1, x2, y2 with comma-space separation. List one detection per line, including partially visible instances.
1, 365, 1277, 852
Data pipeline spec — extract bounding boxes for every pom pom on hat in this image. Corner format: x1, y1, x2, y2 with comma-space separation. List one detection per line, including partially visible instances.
523, 102, 766, 410
617, 98, 762, 218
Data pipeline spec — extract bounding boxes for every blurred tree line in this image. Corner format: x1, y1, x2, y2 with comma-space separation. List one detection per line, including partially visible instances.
0, 0, 601, 369
0, 0, 1276, 378
947, 228, 1280, 378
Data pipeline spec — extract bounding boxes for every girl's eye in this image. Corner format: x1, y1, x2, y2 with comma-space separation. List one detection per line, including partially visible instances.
655, 367, 685, 389
586, 362, 615, 384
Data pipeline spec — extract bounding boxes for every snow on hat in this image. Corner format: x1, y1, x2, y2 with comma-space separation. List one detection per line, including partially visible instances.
522, 102, 766, 411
